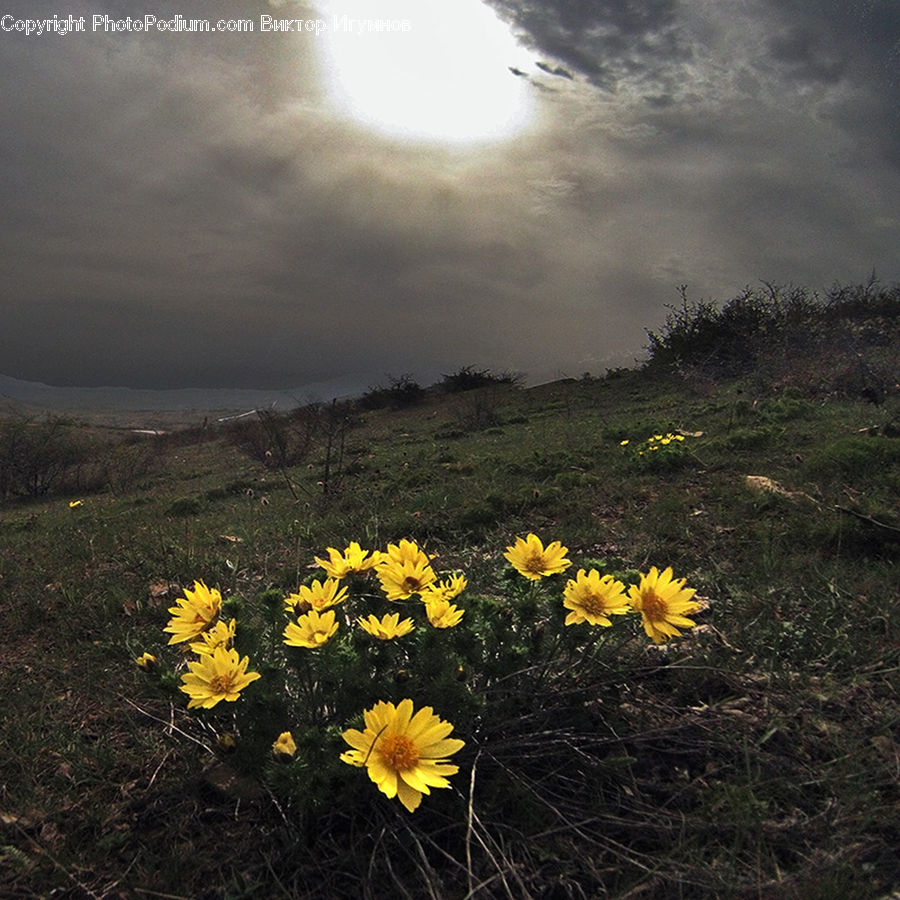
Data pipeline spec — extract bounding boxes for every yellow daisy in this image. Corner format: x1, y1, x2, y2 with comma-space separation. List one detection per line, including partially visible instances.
163, 581, 222, 645
340, 699, 464, 813
358, 612, 416, 640
504, 534, 571, 581
376, 557, 437, 601
284, 578, 348, 615
382, 539, 432, 567
420, 574, 467, 604
272, 731, 298, 760
628, 566, 700, 643
135, 652, 157, 670
178, 646, 261, 709
283, 609, 339, 648
424, 597, 465, 629
562, 569, 631, 626
189, 618, 236, 655
314, 542, 382, 578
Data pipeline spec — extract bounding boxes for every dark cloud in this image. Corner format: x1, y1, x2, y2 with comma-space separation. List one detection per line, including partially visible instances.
0, 0, 897, 390
485, 0, 688, 90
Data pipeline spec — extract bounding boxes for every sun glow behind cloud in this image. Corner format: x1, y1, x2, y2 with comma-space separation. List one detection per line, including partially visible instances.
316, 0, 534, 143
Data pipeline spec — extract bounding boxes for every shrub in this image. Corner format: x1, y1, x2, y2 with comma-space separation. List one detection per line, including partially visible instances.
645, 280, 900, 398
438, 365, 522, 393
0, 416, 89, 500
358, 374, 424, 410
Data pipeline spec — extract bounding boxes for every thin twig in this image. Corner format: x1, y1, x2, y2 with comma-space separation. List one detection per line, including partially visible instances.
834, 504, 900, 532
466, 748, 481, 897
121, 696, 215, 754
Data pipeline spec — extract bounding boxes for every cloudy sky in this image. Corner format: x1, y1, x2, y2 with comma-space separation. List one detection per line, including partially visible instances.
1, 0, 898, 392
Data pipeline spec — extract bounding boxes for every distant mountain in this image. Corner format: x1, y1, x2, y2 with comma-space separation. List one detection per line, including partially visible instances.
0, 373, 367, 414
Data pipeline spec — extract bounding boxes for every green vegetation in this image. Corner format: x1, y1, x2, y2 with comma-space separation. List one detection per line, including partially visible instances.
1, 286, 898, 898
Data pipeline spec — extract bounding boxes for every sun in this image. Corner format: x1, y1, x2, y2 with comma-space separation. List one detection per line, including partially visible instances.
316, 0, 534, 144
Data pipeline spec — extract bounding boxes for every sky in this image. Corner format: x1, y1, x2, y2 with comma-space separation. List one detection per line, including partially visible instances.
1, 0, 898, 393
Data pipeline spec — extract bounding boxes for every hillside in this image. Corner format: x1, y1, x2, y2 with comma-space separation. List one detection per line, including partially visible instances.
1, 292, 898, 898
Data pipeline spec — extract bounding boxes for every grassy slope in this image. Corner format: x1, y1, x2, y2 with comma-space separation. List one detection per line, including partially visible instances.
1, 369, 898, 899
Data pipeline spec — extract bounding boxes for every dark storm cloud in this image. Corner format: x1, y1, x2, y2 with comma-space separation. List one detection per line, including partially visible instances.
0, 0, 897, 391
485, 0, 688, 91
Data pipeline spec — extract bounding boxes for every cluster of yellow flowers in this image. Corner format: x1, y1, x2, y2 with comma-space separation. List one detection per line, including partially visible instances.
162, 580, 262, 709
620, 431, 687, 457
505, 533, 701, 642
144, 534, 701, 814
283, 539, 467, 648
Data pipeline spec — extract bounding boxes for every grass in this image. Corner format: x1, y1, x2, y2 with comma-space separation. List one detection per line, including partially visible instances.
1, 363, 899, 899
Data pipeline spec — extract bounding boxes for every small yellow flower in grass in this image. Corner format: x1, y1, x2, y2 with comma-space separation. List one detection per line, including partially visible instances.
619, 439, 630, 446
358, 612, 415, 640
563, 569, 631, 626
189, 618, 236, 655
424, 597, 465, 629
284, 609, 339, 648
179, 646, 261, 709
314, 542, 382, 578
164, 581, 221, 645
272, 731, 297, 761
504, 533, 571, 580
135, 652, 157, 670
68, 499, 83, 508
628, 566, 700, 643
284, 578, 348, 615
377, 557, 437, 600
340, 698, 465, 813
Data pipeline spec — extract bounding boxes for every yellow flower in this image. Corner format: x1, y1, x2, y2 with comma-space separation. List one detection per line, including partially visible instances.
68, 499, 83, 508
628, 566, 700, 643
424, 597, 465, 629
562, 569, 631, 626
358, 612, 415, 640
340, 699, 464, 813
284, 578, 348, 615
179, 646, 261, 709
619, 439, 630, 446
383, 539, 432, 567
314, 542, 382, 578
284, 609, 339, 648
420, 574, 467, 604
272, 731, 298, 760
164, 581, 222, 645
504, 534, 571, 580
189, 618, 236, 655
376, 557, 437, 601
135, 652, 157, 670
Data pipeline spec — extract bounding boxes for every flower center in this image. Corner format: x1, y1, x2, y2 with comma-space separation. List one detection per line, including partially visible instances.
208, 673, 233, 694
402, 576, 422, 592
580, 592, 608, 615
378, 733, 420, 771
641, 588, 666, 622
525, 551, 546, 574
